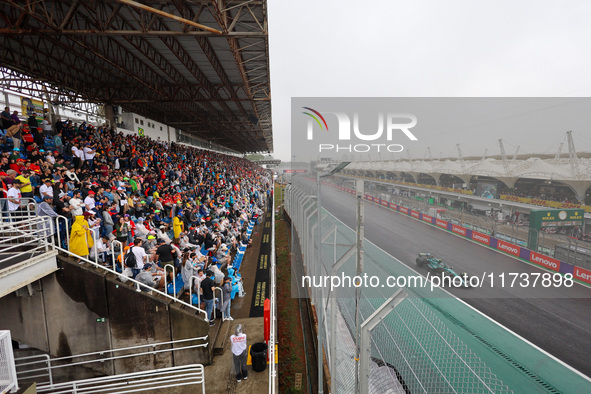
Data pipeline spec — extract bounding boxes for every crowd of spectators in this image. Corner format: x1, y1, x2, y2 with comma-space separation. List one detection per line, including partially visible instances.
0, 107, 273, 324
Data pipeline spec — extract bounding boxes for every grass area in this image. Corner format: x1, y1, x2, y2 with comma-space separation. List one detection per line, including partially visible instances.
275, 184, 307, 393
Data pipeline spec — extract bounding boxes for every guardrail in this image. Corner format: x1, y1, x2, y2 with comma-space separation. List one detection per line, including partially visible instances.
15, 336, 208, 387
36, 364, 206, 394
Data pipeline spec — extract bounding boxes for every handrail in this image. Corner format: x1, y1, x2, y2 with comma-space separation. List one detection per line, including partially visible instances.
110, 239, 123, 272
189, 275, 201, 308
214, 286, 223, 320
35, 364, 206, 394
163, 263, 176, 298
55, 215, 70, 249
89, 229, 99, 266
15, 336, 209, 384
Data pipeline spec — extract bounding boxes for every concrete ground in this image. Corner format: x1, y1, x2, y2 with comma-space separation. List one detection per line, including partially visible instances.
203, 318, 269, 394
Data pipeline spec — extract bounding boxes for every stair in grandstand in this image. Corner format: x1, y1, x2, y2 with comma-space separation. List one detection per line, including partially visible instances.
212, 320, 232, 357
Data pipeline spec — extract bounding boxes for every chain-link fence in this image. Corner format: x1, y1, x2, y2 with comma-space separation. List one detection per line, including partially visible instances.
284, 180, 590, 393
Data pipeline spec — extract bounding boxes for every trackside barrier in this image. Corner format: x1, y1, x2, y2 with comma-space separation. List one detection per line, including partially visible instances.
323, 182, 590, 285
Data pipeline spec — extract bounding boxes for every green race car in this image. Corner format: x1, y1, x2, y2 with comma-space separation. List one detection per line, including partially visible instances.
415, 252, 471, 288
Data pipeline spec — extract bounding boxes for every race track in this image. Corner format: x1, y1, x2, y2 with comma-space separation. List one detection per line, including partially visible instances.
293, 176, 591, 378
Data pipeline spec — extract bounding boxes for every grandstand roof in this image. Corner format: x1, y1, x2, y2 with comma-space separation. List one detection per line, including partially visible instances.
348, 157, 591, 182
0, 0, 272, 153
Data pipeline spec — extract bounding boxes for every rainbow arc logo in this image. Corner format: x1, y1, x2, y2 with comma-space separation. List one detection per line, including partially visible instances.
302, 107, 328, 132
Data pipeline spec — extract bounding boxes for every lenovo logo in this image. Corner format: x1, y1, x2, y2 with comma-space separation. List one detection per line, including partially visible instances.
574, 267, 591, 284
498, 242, 519, 255
452, 225, 466, 236
472, 232, 490, 244
530, 252, 560, 271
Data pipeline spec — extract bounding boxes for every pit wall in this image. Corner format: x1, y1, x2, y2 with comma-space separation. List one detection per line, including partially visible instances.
326, 182, 591, 286
0, 256, 210, 376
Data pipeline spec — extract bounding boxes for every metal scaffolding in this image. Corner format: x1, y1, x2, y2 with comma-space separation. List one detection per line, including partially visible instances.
0, 0, 272, 153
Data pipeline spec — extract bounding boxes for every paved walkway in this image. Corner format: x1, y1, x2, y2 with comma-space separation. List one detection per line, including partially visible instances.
203, 318, 269, 393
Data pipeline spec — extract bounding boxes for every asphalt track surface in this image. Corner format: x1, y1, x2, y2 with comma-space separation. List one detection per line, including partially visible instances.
293, 177, 591, 378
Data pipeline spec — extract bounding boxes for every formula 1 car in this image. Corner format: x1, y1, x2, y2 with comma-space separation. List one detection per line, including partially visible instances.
415, 252, 471, 288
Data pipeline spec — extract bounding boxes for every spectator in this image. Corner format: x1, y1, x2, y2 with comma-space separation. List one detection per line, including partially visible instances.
27, 113, 38, 135
41, 116, 52, 136
155, 238, 174, 267
135, 263, 164, 293
1, 107, 11, 136
91, 235, 110, 264
7, 179, 23, 219
9, 111, 22, 149
83, 143, 96, 170
69, 215, 93, 262
200, 270, 215, 326
181, 250, 199, 294
115, 216, 130, 245
15, 170, 33, 198
173, 210, 184, 239
69, 190, 84, 217
130, 238, 147, 276
230, 324, 248, 382
37, 194, 58, 238
39, 178, 54, 199
84, 190, 96, 211
54, 131, 64, 155
102, 205, 115, 238
221, 276, 233, 321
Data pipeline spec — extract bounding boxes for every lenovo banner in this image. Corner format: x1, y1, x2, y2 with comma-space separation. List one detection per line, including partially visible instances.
400, 207, 409, 214
529, 251, 560, 272
471, 231, 490, 245
411, 210, 420, 218
436, 219, 448, 229
497, 240, 520, 257
452, 224, 467, 237
573, 266, 591, 285
422, 214, 433, 223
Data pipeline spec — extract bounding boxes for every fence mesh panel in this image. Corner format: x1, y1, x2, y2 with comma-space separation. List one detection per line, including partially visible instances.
286, 183, 517, 393
0, 331, 18, 393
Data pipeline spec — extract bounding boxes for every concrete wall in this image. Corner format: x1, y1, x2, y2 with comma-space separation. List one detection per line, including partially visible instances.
0, 257, 211, 376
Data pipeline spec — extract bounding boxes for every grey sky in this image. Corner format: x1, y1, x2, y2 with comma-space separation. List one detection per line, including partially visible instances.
267, 0, 591, 161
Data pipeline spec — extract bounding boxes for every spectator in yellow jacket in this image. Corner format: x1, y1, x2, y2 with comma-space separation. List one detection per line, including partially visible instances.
69, 213, 94, 262
173, 210, 184, 239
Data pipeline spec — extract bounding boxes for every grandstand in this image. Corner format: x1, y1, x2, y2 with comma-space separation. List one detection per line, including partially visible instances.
0, 1, 277, 392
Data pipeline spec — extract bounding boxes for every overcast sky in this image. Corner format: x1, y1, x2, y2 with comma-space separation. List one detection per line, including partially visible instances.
267, 0, 591, 161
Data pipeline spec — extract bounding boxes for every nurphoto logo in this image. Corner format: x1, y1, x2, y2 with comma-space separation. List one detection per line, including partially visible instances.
302, 107, 418, 153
